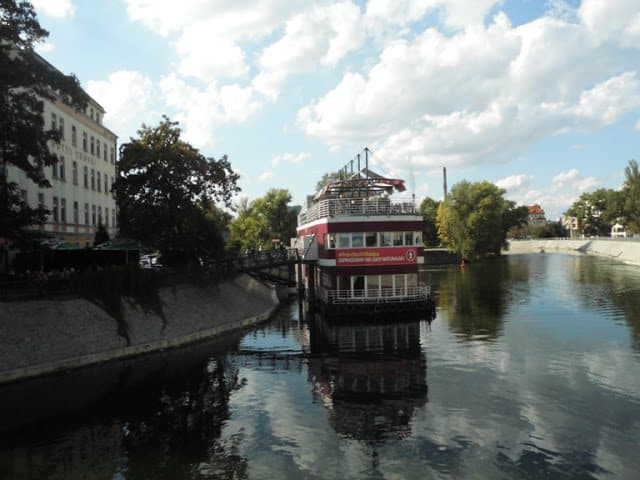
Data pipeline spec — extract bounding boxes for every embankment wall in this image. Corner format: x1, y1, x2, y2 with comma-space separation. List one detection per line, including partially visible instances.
0, 274, 279, 384
505, 239, 640, 266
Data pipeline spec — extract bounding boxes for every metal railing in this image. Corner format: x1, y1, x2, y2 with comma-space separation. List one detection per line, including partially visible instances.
298, 197, 417, 225
323, 285, 430, 304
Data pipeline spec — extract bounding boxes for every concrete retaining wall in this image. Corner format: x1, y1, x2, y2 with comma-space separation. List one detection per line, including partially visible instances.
0, 274, 279, 385
505, 239, 640, 266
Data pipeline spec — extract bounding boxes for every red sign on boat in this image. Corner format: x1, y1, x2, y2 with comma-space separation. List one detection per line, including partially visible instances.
336, 247, 418, 266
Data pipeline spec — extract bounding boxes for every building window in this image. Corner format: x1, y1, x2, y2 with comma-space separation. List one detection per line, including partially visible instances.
71, 125, 77, 147
61, 198, 66, 224
51, 112, 57, 131
51, 160, 58, 179
52, 197, 59, 223
83, 132, 88, 152
97, 171, 101, 192
72, 161, 78, 185
38, 192, 45, 210
89, 107, 94, 120
104, 175, 108, 194
105, 207, 109, 227
110, 147, 115, 164
59, 156, 65, 181
91, 205, 96, 226
96, 139, 101, 158
83, 166, 88, 188
112, 209, 115, 229
73, 201, 79, 225
98, 206, 102, 225
90, 136, 95, 155
91, 169, 95, 190
59, 117, 65, 140
103, 146, 107, 162
84, 203, 89, 225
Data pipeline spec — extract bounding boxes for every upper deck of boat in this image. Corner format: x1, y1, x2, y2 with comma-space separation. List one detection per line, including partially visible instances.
298, 196, 418, 226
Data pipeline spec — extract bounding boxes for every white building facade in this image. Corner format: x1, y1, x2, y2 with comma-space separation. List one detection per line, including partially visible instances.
7, 83, 118, 247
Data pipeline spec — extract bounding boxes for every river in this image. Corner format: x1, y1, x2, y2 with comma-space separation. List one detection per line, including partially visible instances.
1, 254, 640, 479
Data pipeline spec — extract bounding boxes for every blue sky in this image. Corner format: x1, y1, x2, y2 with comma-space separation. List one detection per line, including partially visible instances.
32, 0, 640, 220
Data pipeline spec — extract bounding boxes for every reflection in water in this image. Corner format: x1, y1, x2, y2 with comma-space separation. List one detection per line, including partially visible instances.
569, 255, 640, 351
307, 316, 428, 442
428, 258, 530, 341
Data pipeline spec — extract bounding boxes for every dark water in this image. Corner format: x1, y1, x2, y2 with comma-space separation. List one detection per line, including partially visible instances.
1, 254, 640, 479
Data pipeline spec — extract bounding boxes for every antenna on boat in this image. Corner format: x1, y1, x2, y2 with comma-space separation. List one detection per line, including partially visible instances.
410, 166, 416, 206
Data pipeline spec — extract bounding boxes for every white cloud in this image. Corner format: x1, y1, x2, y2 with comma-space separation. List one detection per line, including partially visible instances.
635, 119, 640, 131
495, 174, 532, 191
271, 152, 311, 166
159, 74, 262, 148
86, 71, 156, 139
32, 0, 75, 18
299, 7, 640, 170
259, 171, 274, 181
176, 36, 248, 80
365, 0, 502, 30
254, 1, 365, 99
552, 169, 580, 187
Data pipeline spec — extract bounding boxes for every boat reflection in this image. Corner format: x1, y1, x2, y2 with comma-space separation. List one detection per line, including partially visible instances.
307, 315, 428, 441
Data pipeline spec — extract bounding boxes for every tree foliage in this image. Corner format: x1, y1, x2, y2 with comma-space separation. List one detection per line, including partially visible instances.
565, 188, 622, 236
114, 117, 240, 262
0, 0, 88, 241
437, 181, 525, 260
229, 189, 300, 251
419, 196, 440, 246
623, 159, 640, 234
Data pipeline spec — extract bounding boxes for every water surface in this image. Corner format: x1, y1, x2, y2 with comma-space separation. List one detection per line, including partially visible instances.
1, 254, 640, 479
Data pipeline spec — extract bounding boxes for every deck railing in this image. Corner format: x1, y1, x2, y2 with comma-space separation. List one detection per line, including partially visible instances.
298, 197, 417, 225
323, 285, 430, 304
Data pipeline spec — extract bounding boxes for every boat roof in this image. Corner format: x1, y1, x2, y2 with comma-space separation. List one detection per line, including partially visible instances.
314, 167, 406, 200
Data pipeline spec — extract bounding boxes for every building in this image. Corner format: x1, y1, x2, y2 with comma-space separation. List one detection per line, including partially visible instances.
6, 54, 118, 247
527, 204, 546, 227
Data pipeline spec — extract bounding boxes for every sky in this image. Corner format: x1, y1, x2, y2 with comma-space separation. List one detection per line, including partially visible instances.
31, 0, 640, 220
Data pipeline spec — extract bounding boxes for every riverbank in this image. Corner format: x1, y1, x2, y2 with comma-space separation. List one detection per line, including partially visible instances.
0, 274, 279, 385
505, 239, 640, 266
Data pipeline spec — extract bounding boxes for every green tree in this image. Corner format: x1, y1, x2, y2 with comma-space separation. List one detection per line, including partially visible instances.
565, 189, 616, 236
419, 196, 440, 246
114, 117, 240, 263
0, 0, 88, 243
437, 181, 523, 260
622, 159, 640, 234
229, 189, 299, 251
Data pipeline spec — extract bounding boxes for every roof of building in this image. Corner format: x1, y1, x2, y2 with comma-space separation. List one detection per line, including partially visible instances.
528, 204, 545, 215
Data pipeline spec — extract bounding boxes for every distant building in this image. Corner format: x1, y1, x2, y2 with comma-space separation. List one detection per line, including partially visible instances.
6, 54, 118, 247
527, 204, 546, 227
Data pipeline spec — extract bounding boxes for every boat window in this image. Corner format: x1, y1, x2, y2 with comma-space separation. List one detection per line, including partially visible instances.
366, 275, 379, 297
414, 231, 422, 245
352, 232, 364, 248
394, 274, 407, 296
404, 232, 414, 245
407, 273, 418, 287
338, 233, 351, 248
393, 232, 404, 246
365, 232, 377, 247
380, 232, 392, 247
352, 276, 365, 296
380, 274, 393, 294
326, 234, 336, 249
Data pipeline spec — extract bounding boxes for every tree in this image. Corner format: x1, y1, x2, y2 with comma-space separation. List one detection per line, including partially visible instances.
229, 189, 300, 251
114, 117, 240, 263
419, 197, 440, 246
623, 159, 640, 234
437, 181, 524, 260
0, 0, 88, 243
565, 189, 617, 236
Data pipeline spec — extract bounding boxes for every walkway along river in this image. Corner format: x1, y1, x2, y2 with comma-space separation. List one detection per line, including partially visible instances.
1, 253, 640, 478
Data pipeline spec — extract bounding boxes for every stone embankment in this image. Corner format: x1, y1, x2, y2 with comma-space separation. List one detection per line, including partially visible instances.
0, 274, 279, 385
505, 239, 640, 266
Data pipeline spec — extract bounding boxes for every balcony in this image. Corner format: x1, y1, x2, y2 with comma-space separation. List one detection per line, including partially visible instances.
323, 285, 430, 305
298, 197, 417, 225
